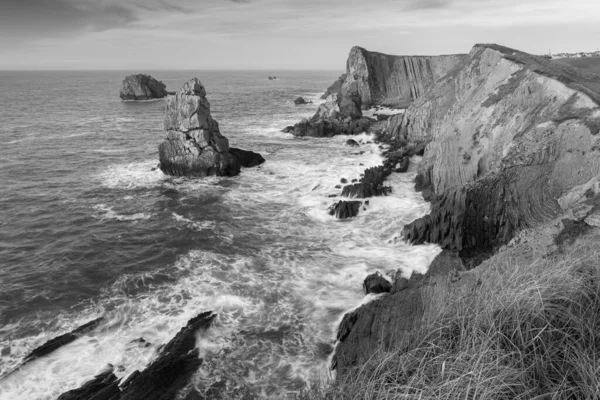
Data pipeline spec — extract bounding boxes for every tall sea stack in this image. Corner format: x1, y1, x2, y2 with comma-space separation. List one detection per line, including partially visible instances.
158, 78, 264, 177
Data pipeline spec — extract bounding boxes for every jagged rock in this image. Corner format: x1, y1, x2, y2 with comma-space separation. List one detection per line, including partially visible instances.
294, 97, 311, 105
363, 273, 392, 295
341, 166, 391, 198
346, 139, 359, 147
158, 78, 262, 177
281, 126, 294, 133
345, 47, 465, 109
120, 74, 169, 101
329, 200, 362, 219
58, 366, 119, 400
228, 148, 265, 168
333, 251, 464, 376
397, 44, 600, 258
321, 74, 346, 99
341, 178, 348, 184
22, 316, 103, 366
57, 312, 216, 400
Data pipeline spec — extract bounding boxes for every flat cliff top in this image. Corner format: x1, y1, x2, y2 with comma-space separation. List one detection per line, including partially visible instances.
475, 43, 600, 105
351, 45, 467, 59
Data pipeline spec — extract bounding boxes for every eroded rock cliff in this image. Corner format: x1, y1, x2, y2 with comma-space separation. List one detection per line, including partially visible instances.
158, 78, 264, 177
333, 43, 600, 381
342, 46, 465, 109
393, 44, 600, 258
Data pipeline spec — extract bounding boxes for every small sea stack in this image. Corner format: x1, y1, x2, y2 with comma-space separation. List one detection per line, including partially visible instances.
119, 74, 171, 101
158, 78, 264, 177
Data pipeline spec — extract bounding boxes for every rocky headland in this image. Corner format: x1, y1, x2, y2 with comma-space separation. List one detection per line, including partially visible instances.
158, 78, 264, 177
305, 43, 600, 395
119, 74, 172, 101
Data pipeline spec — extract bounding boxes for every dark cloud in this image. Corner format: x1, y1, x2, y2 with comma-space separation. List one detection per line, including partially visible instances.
0, 0, 138, 38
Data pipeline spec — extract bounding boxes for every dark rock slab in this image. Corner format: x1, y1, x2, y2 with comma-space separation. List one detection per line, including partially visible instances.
58, 366, 120, 400
329, 200, 363, 219
229, 147, 265, 168
363, 273, 392, 295
341, 166, 391, 198
24, 316, 104, 364
56, 312, 216, 400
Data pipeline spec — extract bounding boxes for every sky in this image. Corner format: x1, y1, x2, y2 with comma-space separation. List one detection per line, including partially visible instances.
0, 0, 599, 70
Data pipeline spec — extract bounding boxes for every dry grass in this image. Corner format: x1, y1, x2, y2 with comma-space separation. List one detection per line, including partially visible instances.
301, 245, 600, 399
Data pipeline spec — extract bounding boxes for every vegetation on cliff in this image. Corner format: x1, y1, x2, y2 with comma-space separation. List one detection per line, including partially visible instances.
305, 235, 600, 399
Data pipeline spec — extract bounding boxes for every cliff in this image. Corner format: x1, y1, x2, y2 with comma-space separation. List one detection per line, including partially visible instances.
396, 44, 600, 258
341, 46, 466, 109
333, 43, 600, 382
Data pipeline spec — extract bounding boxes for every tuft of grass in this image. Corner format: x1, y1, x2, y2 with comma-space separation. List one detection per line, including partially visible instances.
303, 245, 600, 400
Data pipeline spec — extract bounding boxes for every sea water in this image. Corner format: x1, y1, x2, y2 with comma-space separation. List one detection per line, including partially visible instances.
0, 70, 439, 399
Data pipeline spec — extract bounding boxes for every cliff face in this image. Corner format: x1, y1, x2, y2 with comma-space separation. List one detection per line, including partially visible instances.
396, 44, 600, 255
344, 46, 466, 109
333, 43, 600, 378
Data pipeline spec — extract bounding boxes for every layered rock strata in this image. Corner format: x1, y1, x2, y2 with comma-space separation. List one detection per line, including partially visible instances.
395, 44, 600, 258
333, 43, 600, 381
338, 47, 465, 109
120, 74, 171, 101
158, 78, 264, 177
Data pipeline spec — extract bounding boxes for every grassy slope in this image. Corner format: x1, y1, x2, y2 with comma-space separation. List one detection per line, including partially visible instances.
303, 229, 600, 399
475, 44, 600, 106
556, 57, 600, 74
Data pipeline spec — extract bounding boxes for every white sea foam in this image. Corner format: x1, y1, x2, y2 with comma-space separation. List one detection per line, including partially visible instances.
93, 204, 152, 221
2, 111, 441, 399
98, 161, 165, 189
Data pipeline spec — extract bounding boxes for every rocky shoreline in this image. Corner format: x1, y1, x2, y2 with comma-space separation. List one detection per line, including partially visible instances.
282, 43, 600, 385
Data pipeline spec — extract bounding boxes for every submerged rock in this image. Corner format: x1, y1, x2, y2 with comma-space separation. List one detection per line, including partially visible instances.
24, 316, 104, 365
294, 97, 311, 105
120, 74, 169, 101
346, 139, 359, 147
158, 78, 263, 177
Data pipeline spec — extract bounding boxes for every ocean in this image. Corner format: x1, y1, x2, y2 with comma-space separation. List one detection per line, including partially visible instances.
0, 70, 440, 399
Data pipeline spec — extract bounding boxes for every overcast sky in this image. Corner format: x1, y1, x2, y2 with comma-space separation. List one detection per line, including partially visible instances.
1, 0, 599, 70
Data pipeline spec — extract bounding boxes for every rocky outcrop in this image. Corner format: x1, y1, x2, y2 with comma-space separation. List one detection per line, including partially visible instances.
362, 272, 392, 295
57, 312, 216, 400
394, 44, 600, 259
158, 78, 263, 177
342, 47, 465, 109
332, 43, 600, 384
321, 74, 346, 100
294, 97, 311, 105
291, 82, 375, 138
333, 251, 464, 375
228, 147, 265, 168
120, 74, 170, 101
